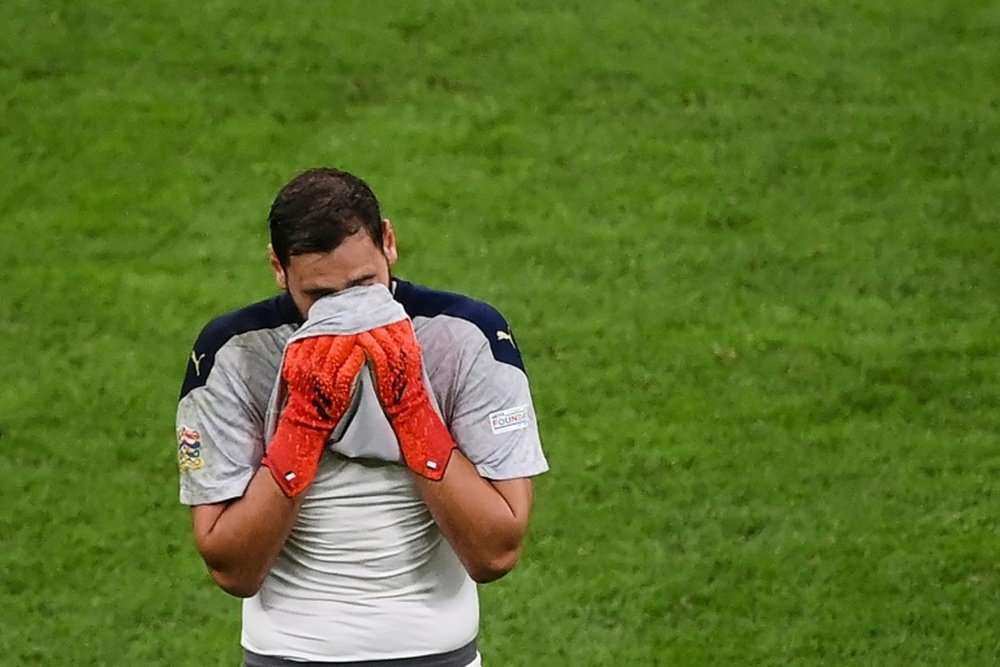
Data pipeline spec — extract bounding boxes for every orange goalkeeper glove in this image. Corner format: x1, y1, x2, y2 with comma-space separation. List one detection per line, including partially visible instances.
357, 320, 456, 481
262, 335, 366, 496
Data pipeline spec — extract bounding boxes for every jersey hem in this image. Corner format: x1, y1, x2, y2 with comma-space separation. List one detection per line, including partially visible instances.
240, 635, 479, 665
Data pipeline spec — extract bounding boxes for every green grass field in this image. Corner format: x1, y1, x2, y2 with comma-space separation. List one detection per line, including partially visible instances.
2, 1, 998, 664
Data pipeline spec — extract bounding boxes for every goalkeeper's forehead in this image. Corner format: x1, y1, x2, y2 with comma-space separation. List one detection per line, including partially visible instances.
286, 232, 384, 284
274, 224, 396, 320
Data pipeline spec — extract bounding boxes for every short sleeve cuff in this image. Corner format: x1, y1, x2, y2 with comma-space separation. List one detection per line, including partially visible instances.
179, 468, 255, 506
474, 458, 550, 481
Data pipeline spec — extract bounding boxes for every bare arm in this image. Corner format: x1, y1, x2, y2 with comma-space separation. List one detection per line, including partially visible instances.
190, 468, 305, 597
414, 450, 533, 583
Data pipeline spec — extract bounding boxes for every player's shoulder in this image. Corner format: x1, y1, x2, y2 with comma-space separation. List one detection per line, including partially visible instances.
393, 278, 524, 372
180, 293, 301, 400
195, 292, 301, 344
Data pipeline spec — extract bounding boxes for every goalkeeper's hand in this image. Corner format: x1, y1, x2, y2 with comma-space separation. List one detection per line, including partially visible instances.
262, 335, 366, 496
357, 320, 456, 481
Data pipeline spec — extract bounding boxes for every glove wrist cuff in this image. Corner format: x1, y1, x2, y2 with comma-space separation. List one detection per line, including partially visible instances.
262, 419, 328, 497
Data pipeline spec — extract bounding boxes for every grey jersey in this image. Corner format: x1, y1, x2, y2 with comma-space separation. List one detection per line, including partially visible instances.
176, 279, 548, 504
175, 279, 548, 661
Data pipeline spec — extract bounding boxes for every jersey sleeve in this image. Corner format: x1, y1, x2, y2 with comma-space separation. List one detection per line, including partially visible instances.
446, 327, 549, 481
175, 334, 268, 506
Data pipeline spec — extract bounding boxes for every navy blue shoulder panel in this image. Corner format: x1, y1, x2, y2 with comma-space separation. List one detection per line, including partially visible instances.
393, 279, 525, 372
179, 293, 301, 401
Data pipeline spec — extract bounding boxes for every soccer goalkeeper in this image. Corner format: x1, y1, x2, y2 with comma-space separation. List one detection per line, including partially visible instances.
175, 168, 548, 666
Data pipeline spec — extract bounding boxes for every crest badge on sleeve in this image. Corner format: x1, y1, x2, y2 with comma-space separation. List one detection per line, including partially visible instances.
177, 427, 205, 472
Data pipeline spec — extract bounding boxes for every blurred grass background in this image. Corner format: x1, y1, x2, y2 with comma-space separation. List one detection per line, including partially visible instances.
1, 1, 998, 664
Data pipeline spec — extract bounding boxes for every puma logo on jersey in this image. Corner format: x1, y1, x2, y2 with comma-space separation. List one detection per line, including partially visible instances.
496, 330, 516, 348
191, 351, 207, 376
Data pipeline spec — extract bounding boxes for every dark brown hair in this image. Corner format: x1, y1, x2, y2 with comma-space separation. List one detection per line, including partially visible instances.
268, 168, 384, 266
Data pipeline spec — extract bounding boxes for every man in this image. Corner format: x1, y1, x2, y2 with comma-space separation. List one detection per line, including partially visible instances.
176, 168, 548, 666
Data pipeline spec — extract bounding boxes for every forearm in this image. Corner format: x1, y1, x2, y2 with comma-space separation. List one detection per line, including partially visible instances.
191, 467, 304, 597
415, 451, 532, 583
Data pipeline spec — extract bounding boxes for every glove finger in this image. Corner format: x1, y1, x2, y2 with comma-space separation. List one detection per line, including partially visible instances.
370, 321, 423, 376
357, 331, 402, 406
335, 344, 367, 387
283, 336, 333, 384
282, 339, 314, 387
313, 343, 366, 425
357, 331, 389, 376
383, 323, 426, 392
366, 322, 407, 350
306, 335, 337, 367
322, 334, 360, 370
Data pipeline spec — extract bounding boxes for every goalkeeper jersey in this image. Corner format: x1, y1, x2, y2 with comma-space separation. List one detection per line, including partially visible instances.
175, 279, 548, 663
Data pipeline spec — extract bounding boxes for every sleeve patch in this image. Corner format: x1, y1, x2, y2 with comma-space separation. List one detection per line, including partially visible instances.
178, 427, 205, 472
488, 405, 529, 434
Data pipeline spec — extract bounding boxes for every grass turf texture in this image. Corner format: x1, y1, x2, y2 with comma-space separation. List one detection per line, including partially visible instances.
2, 1, 998, 664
